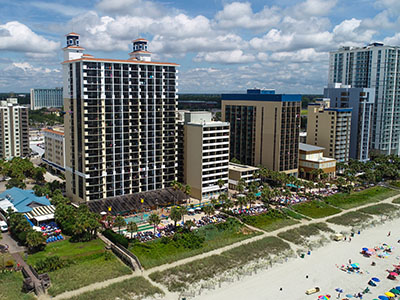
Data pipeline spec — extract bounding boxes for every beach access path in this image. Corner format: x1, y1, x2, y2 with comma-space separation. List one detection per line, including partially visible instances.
39, 192, 400, 300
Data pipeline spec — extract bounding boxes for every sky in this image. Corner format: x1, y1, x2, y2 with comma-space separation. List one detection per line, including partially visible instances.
1, 0, 400, 94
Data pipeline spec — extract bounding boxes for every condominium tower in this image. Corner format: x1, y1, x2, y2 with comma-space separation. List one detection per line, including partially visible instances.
0, 98, 29, 160
178, 111, 229, 200
42, 128, 65, 173
30, 88, 63, 110
324, 84, 374, 161
307, 99, 352, 162
222, 89, 301, 176
62, 33, 178, 202
329, 43, 400, 155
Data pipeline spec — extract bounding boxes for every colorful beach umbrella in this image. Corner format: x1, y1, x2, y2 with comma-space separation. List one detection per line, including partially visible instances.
390, 272, 398, 276
385, 292, 395, 297
372, 277, 381, 282
378, 296, 389, 300
396, 286, 400, 290
390, 288, 400, 295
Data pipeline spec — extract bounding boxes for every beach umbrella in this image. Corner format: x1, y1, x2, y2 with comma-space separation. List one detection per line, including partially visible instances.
335, 288, 344, 293
389, 288, 400, 295
385, 292, 395, 298
396, 286, 400, 290
346, 295, 354, 298
362, 247, 368, 251
371, 277, 381, 282
390, 272, 398, 276
378, 296, 389, 300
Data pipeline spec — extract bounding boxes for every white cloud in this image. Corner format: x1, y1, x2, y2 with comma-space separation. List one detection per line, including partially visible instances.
214, 2, 280, 30
333, 18, 376, 44
96, 0, 165, 18
31, 2, 87, 17
383, 33, 400, 45
0, 21, 60, 54
290, 0, 338, 18
194, 50, 255, 64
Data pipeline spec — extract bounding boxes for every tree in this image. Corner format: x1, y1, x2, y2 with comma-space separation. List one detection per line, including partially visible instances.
230, 157, 241, 164
184, 220, 195, 231
261, 185, 273, 209
218, 193, 228, 205
237, 196, 247, 210
170, 206, 183, 227
170, 180, 183, 206
237, 178, 246, 194
126, 221, 138, 238
223, 198, 234, 210
203, 205, 215, 217
184, 184, 191, 205
246, 193, 256, 208
217, 179, 225, 195
33, 167, 46, 183
114, 216, 126, 235
26, 230, 46, 252
148, 214, 160, 234
6, 178, 26, 189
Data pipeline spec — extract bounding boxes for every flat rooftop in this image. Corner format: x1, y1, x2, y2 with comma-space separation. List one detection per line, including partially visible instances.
299, 143, 325, 152
229, 162, 259, 172
222, 93, 301, 102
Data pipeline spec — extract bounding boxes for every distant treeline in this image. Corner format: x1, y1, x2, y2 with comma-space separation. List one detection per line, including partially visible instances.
0, 93, 30, 105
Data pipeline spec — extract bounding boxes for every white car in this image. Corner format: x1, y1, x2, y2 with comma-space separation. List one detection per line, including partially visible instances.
0, 221, 8, 232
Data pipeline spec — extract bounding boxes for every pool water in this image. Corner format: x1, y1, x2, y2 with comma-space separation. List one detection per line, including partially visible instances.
125, 213, 150, 224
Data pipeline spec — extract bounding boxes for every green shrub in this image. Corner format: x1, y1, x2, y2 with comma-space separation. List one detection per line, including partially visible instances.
173, 232, 205, 249
104, 251, 113, 261
34, 256, 72, 273
103, 229, 129, 248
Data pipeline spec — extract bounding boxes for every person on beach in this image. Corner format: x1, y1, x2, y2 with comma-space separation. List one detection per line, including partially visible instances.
388, 231, 391, 236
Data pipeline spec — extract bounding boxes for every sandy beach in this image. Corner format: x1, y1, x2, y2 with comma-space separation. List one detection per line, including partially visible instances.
196, 218, 400, 300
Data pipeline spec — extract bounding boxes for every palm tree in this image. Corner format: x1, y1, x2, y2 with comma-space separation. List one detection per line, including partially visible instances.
217, 178, 225, 196
261, 185, 272, 209
26, 230, 46, 252
223, 198, 234, 211
170, 206, 182, 227
246, 193, 256, 208
237, 178, 246, 194
148, 214, 161, 234
203, 205, 215, 217
218, 193, 228, 206
126, 221, 138, 238
114, 216, 126, 235
237, 195, 247, 210
184, 184, 191, 205
170, 180, 183, 206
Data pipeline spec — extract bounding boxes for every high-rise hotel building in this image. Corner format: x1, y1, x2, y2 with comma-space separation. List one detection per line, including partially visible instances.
329, 43, 400, 155
62, 33, 179, 202
222, 89, 301, 176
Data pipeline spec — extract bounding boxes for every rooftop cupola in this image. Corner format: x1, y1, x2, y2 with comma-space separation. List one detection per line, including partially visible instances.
129, 38, 151, 62
63, 32, 84, 61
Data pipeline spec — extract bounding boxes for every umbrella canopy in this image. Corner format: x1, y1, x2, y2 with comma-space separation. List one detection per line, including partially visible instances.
396, 286, 400, 290
362, 247, 368, 251
389, 272, 398, 276
385, 292, 395, 297
346, 295, 354, 298
378, 296, 389, 300
351, 263, 360, 268
371, 277, 381, 282
318, 296, 330, 300
335, 288, 344, 293
390, 289, 400, 295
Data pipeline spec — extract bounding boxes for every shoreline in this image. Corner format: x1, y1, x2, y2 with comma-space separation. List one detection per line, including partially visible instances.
192, 216, 400, 300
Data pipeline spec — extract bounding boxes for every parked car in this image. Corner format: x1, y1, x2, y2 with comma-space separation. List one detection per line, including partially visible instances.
0, 221, 8, 232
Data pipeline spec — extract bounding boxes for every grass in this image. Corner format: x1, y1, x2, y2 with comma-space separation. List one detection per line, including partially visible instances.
27, 238, 131, 296
358, 203, 400, 216
149, 236, 290, 292
130, 218, 259, 269
393, 197, 400, 204
0, 272, 34, 300
239, 210, 299, 232
277, 223, 334, 245
282, 208, 310, 220
327, 211, 371, 226
68, 277, 163, 300
390, 181, 400, 189
292, 200, 341, 218
324, 186, 400, 209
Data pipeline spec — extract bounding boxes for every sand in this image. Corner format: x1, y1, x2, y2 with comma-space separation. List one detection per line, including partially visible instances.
196, 218, 400, 300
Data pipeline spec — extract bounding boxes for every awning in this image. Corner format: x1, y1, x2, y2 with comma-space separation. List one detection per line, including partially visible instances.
34, 214, 55, 222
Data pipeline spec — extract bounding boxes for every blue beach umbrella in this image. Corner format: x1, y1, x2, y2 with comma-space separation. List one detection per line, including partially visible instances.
346, 295, 354, 298
335, 288, 344, 293
396, 286, 400, 290
378, 296, 389, 300
371, 277, 381, 282
362, 247, 368, 251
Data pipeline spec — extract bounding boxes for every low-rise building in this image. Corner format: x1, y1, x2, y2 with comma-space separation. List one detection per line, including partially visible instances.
42, 128, 65, 173
179, 111, 230, 200
299, 143, 336, 180
228, 163, 259, 190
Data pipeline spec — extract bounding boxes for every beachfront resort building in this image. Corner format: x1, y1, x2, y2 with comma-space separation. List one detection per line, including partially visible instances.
62, 33, 179, 202
307, 99, 352, 163
298, 143, 336, 180
178, 111, 230, 200
329, 43, 400, 155
228, 163, 260, 190
42, 128, 65, 173
324, 84, 374, 161
30, 88, 63, 110
0, 98, 29, 160
222, 89, 301, 176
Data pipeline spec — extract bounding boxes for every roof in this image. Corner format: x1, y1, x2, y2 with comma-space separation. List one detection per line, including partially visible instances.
66, 32, 80, 36
222, 93, 301, 102
25, 205, 56, 220
43, 128, 64, 136
299, 143, 325, 152
133, 38, 148, 42
63, 46, 85, 50
86, 188, 189, 215
0, 188, 51, 213
62, 57, 179, 66
229, 163, 259, 172
129, 50, 152, 54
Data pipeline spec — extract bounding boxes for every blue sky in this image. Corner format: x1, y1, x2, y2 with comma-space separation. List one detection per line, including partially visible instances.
1, 0, 400, 93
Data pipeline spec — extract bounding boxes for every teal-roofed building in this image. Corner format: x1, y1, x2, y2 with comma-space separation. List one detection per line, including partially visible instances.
0, 187, 51, 213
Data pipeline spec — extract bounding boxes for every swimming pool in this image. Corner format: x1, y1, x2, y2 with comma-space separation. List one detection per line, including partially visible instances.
125, 213, 150, 224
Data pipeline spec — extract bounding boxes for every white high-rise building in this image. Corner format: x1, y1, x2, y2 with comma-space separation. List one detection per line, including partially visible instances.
329, 43, 400, 155
0, 98, 29, 159
62, 33, 179, 202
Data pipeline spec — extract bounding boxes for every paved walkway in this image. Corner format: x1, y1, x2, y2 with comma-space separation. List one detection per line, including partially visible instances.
49, 192, 400, 300
0, 232, 26, 254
